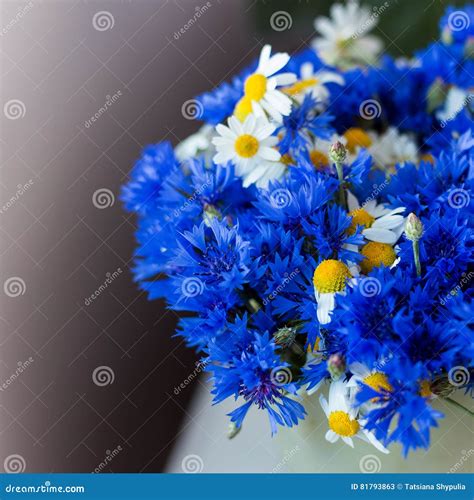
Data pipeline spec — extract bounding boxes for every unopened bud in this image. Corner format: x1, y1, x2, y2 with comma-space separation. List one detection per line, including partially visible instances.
274, 327, 297, 348
227, 421, 241, 439
426, 78, 446, 113
329, 141, 347, 164
327, 353, 346, 380
405, 213, 424, 241
203, 203, 222, 226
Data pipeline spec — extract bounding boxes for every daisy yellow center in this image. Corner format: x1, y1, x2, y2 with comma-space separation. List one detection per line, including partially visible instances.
313, 259, 351, 294
328, 410, 360, 437
343, 127, 373, 154
363, 372, 392, 392
284, 78, 318, 96
281, 153, 294, 165
310, 150, 329, 170
234, 97, 253, 122
420, 153, 435, 165
348, 208, 375, 235
244, 73, 267, 101
419, 380, 432, 398
234, 134, 259, 158
360, 242, 396, 274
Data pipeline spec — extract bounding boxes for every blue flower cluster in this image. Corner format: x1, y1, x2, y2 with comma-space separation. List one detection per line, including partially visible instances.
122, 5, 473, 455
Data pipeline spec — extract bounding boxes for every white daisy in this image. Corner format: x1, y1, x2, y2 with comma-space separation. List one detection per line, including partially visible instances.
234, 44, 296, 123
320, 379, 389, 453
175, 124, 215, 162
212, 114, 285, 188
312, 259, 359, 325
347, 191, 406, 245
437, 86, 470, 124
282, 62, 344, 105
312, 1, 383, 68
369, 127, 419, 169
347, 362, 392, 395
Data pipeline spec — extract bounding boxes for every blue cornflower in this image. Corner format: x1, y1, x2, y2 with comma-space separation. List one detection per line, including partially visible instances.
277, 94, 334, 155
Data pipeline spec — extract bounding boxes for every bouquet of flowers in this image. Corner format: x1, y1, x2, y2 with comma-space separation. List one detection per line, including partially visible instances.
122, 2, 473, 456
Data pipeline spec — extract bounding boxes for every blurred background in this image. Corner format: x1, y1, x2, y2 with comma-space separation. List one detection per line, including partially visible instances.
0, 0, 469, 473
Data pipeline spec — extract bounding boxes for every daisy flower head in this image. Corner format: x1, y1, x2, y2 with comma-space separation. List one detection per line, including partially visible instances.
347, 191, 406, 245
313, 258, 359, 324
312, 1, 384, 68
212, 114, 285, 188
347, 362, 392, 400
369, 127, 419, 170
234, 44, 297, 123
282, 62, 345, 105
320, 379, 389, 453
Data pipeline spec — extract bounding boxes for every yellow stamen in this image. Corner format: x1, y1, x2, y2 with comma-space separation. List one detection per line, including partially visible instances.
310, 150, 329, 170
348, 208, 375, 235
360, 242, 396, 274
244, 74, 267, 101
281, 153, 294, 166
419, 380, 432, 398
420, 153, 435, 165
234, 134, 259, 158
328, 410, 360, 437
343, 127, 373, 154
234, 97, 253, 122
363, 372, 392, 392
313, 259, 351, 294
283, 78, 318, 96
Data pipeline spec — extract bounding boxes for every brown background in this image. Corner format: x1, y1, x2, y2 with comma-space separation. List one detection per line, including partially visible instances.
0, 0, 461, 473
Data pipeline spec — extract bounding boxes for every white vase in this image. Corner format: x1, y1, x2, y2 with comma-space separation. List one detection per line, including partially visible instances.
167, 380, 473, 473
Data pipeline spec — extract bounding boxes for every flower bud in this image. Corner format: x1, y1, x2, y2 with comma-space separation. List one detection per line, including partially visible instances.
426, 78, 446, 113
405, 213, 424, 241
327, 353, 346, 380
227, 421, 241, 439
329, 141, 347, 164
274, 327, 297, 348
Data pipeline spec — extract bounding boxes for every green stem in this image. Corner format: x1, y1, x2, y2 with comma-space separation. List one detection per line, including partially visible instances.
335, 161, 346, 210
412, 240, 421, 277
444, 396, 474, 417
